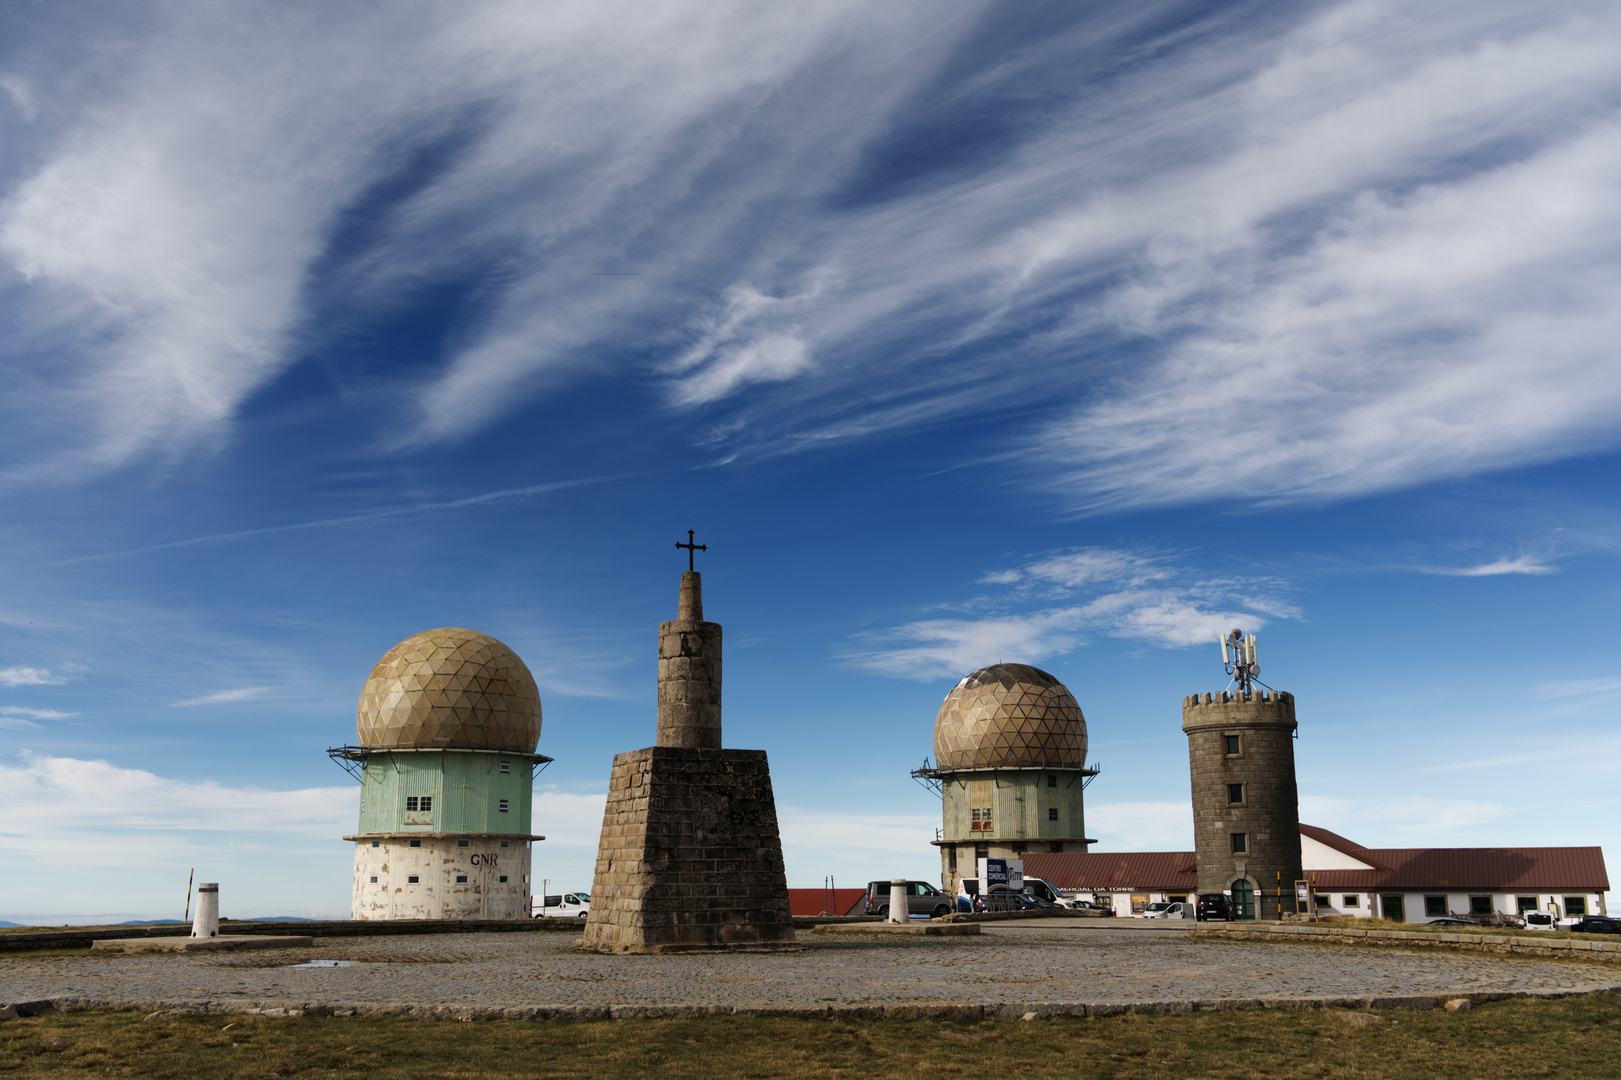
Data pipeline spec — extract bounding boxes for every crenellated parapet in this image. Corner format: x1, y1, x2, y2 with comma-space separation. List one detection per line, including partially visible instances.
1182, 689, 1296, 734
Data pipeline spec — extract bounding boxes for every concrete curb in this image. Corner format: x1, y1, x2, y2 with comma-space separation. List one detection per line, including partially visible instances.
1193, 924, 1621, 961
6, 986, 1619, 1023
813, 923, 980, 936
0, 919, 583, 953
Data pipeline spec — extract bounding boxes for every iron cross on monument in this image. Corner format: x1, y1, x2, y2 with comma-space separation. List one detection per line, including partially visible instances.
675, 529, 708, 572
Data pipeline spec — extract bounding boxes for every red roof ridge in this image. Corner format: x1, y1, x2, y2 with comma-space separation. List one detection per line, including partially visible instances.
1299, 823, 1390, 872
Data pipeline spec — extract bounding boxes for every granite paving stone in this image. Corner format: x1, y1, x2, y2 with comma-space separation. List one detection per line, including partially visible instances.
5, 924, 1618, 1012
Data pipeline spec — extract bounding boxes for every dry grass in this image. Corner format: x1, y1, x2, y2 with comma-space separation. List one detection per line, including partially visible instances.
3, 994, 1620, 1079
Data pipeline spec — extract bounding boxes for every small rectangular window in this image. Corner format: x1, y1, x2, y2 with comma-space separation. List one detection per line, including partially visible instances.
1342, 895, 1360, 908
1011, 842, 1026, 854
405, 796, 419, 812
1469, 895, 1492, 915
1227, 783, 1244, 804
369, 876, 378, 884
407, 875, 419, 884
1516, 896, 1537, 913
499, 875, 509, 883
455, 875, 468, 884
500, 760, 511, 774
1047, 775, 1057, 788
1230, 833, 1247, 854
1225, 734, 1241, 755
498, 798, 510, 813
409, 839, 421, 847
1047, 807, 1059, 821
371, 840, 380, 848
499, 840, 509, 848
457, 839, 469, 848
419, 795, 432, 812
1048, 842, 1063, 854
1565, 897, 1588, 917
1425, 895, 1447, 917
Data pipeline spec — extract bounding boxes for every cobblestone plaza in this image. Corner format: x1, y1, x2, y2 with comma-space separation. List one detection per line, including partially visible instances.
7, 923, 1618, 1015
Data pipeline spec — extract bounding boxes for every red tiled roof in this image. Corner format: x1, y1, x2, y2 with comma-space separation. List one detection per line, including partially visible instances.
1022, 830, 1607, 894
1299, 823, 1391, 872
1021, 851, 1197, 892
786, 888, 867, 917
1307, 847, 1609, 893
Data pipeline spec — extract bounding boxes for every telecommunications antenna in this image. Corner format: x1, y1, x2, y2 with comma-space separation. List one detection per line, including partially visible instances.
1218, 628, 1273, 693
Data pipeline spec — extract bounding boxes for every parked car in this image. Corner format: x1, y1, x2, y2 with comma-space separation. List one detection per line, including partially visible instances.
1195, 893, 1231, 922
1145, 901, 1196, 919
976, 891, 1054, 913
1021, 878, 1076, 909
1572, 916, 1621, 934
1068, 899, 1115, 917
864, 880, 954, 918
536, 892, 590, 918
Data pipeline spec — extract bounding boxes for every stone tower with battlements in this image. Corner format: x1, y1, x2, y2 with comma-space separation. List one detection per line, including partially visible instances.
581, 560, 795, 953
1182, 689, 1301, 920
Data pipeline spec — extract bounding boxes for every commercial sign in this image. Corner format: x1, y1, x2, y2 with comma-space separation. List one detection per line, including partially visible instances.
978, 857, 1024, 893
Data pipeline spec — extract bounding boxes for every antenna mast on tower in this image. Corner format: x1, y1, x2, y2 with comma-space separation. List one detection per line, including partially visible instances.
1219, 628, 1269, 693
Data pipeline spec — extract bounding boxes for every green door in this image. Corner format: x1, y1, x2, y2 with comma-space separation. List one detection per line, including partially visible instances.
1231, 880, 1255, 920
1381, 895, 1405, 922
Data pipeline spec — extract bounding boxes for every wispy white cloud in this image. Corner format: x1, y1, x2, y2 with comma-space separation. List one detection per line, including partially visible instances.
171, 686, 271, 707
0, 752, 357, 917
0, 753, 353, 856
32, 473, 617, 569
1535, 677, 1621, 700
0, 706, 76, 722
1085, 801, 1193, 852
1299, 794, 1508, 838
848, 546, 1295, 679
1414, 741, 1621, 774
2, 1, 1619, 509
0, 74, 36, 122
0, 666, 65, 687
1419, 555, 1557, 577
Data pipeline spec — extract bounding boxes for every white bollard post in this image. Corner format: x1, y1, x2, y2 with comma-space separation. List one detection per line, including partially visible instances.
190, 883, 220, 938
889, 879, 908, 924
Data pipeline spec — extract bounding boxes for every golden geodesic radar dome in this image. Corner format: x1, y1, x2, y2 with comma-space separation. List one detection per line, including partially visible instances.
933, 663, 1087, 770
356, 628, 542, 752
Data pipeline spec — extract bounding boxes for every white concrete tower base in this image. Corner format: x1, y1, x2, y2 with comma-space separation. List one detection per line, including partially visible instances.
352, 838, 532, 920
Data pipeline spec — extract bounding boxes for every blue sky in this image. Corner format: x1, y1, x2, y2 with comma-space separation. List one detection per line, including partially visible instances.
1, 0, 1618, 922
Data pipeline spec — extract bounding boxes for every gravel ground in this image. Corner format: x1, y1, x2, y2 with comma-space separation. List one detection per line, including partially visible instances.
5, 922, 1619, 1013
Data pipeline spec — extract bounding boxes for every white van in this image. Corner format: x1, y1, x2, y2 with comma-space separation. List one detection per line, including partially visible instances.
536, 891, 591, 918
1143, 901, 1195, 919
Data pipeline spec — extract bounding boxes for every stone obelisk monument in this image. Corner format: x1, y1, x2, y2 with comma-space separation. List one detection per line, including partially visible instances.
581, 533, 795, 953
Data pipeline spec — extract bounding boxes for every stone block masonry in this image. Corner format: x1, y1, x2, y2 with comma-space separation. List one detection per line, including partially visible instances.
657, 571, 722, 749
581, 746, 796, 953
1183, 690, 1302, 920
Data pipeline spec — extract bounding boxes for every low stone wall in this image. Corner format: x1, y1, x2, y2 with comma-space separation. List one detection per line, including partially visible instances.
1194, 923, 1621, 960
0, 918, 578, 953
